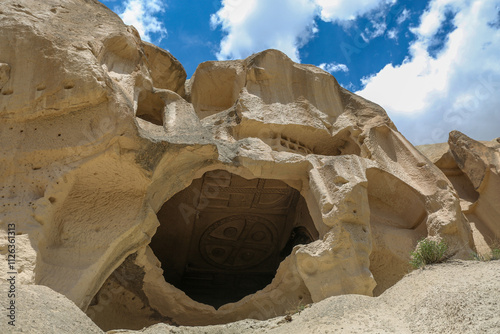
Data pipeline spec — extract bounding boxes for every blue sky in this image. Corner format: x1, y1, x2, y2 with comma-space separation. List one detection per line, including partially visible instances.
99, 0, 500, 145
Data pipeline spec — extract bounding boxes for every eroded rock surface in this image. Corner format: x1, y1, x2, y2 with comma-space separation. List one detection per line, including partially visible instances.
2, 260, 499, 334
418, 131, 500, 256
0, 0, 488, 331
0, 283, 104, 334
110, 260, 500, 334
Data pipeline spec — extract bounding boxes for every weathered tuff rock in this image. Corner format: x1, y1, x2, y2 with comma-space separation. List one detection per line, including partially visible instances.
2, 260, 500, 334
418, 132, 500, 256
0, 283, 104, 334
0, 0, 493, 331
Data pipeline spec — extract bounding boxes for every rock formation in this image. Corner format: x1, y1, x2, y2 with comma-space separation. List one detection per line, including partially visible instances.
0, 0, 496, 331
418, 132, 500, 256
0, 283, 104, 334
2, 260, 500, 334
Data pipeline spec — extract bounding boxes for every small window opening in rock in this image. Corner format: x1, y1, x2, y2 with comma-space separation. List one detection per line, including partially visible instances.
136, 90, 164, 126
150, 170, 318, 309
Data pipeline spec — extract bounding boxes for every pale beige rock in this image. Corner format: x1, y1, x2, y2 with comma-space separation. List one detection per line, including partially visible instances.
0, 283, 104, 334
142, 41, 186, 97
0, 63, 10, 90
5, 260, 498, 334
0, 0, 481, 331
418, 131, 500, 256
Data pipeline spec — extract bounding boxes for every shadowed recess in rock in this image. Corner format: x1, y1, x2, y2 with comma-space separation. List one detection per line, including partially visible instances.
150, 170, 318, 308
136, 89, 165, 126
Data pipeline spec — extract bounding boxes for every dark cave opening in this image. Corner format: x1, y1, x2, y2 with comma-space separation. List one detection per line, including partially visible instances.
149, 170, 318, 308
135, 89, 164, 126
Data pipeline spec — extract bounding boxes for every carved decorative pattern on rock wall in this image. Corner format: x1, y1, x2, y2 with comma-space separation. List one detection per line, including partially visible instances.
200, 215, 278, 270
197, 171, 295, 212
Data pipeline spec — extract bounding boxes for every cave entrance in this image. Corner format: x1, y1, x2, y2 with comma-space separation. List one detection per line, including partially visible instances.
150, 170, 318, 308
135, 89, 164, 126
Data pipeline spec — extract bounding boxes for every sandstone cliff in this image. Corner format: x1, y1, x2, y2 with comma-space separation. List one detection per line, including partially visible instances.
418, 131, 500, 257
0, 0, 497, 332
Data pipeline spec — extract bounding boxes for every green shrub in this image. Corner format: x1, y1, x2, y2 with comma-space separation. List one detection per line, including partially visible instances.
410, 238, 448, 268
492, 248, 500, 260
471, 252, 484, 261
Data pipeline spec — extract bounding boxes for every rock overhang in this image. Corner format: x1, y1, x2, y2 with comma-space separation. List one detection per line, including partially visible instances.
0, 0, 491, 331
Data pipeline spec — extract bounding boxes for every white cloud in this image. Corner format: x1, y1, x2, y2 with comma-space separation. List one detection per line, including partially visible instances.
387, 28, 398, 39
397, 8, 411, 24
210, 0, 318, 61
385, 8, 410, 40
210, 0, 392, 61
357, 0, 500, 144
319, 62, 349, 73
118, 0, 167, 42
316, 0, 395, 21
414, 0, 455, 38
361, 19, 387, 42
